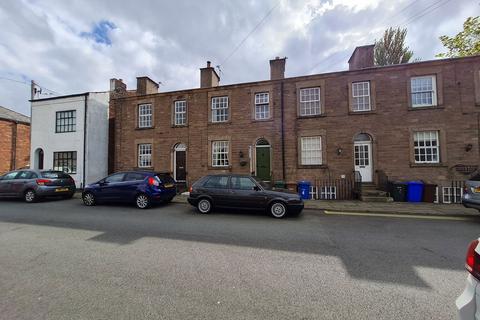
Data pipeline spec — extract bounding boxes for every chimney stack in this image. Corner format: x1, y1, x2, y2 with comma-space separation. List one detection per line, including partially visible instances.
136, 76, 159, 95
269, 57, 286, 80
348, 45, 375, 71
110, 78, 127, 93
200, 61, 220, 88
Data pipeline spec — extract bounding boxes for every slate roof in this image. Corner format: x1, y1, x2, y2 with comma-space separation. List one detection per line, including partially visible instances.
0, 106, 30, 124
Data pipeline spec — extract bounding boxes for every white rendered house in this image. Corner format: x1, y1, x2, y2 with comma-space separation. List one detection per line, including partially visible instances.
30, 92, 109, 188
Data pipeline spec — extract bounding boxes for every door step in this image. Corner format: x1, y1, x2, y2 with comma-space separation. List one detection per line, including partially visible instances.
360, 195, 394, 202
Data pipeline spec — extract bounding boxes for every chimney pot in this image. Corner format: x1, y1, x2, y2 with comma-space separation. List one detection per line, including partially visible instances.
207, 61, 211, 68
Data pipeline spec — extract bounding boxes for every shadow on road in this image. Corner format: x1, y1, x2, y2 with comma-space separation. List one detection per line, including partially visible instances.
1, 198, 479, 289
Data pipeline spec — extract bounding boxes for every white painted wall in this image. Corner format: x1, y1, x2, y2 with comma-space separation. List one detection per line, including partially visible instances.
30, 92, 109, 188
85, 92, 109, 184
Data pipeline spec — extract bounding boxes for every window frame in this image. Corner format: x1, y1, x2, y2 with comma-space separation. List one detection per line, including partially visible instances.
211, 140, 230, 167
55, 110, 76, 133
173, 100, 187, 126
53, 151, 77, 174
413, 130, 440, 164
254, 92, 270, 120
138, 143, 152, 168
410, 75, 437, 108
299, 87, 321, 117
300, 136, 322, 165
211, 96, 229, 123
351, 81, 371, 112
138, 103, 153, 128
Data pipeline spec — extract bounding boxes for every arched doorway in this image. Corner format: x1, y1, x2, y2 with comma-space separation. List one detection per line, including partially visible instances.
34, 148, 44, 170
173, 143, 187, 184
354, 133, 373, 183
255, 138, 271, 181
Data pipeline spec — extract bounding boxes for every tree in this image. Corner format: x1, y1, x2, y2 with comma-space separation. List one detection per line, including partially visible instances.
436, 16, 480, 58
374, 27, 414, 66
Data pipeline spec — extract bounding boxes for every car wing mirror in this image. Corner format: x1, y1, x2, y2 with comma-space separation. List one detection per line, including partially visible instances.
253, 185, 260, 191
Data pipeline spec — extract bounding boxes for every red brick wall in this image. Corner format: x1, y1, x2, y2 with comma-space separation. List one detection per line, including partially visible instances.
113, 55, 480, 187
0, 120, 30, 174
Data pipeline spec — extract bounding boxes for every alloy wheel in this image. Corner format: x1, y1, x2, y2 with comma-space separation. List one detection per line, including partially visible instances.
198, 199, 211, 214
136, 194, 150, 209
24, 190, 36, 203
83, 193, 95, 206
270, 202, 287, 218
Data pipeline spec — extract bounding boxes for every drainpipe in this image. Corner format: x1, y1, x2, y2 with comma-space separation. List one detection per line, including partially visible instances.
10, 121, 17, 170
281, 81, 286, 181
83, 93, 89, 189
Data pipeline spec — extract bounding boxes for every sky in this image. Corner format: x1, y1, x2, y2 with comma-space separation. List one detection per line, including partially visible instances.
0, 0, 477, 116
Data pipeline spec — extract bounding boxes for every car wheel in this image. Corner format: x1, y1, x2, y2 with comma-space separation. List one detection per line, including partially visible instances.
82, 192, 96, 206
270, 201, 287, 219
197, 198, 212, 214
135, 194, 150, 209
24, 189, 37, 203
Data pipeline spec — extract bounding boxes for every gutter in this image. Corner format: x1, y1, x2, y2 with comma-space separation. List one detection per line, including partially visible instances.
83, 93, 89, 189
281, 81, 286, 181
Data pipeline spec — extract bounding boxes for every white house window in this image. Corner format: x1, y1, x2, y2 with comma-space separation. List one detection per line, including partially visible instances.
138, 104, 152, 128
299, 87, 321, 116
414, 131, 439, 163
411, 76, 437, 107
301, 136, 322, 165
320, 186, 337, 200
212, 141, 229, 167
211, 96, 229, 122
53, 151, 77, 173
174, 100, 187, 126
138, 143, 152, 167
255, 92, 270, 120
56, 110, 76, 133
352, 81, 371, 111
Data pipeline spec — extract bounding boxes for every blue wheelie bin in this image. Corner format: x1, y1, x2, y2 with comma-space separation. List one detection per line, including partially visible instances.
407, 181, 424, 202
298, 181, 311, 200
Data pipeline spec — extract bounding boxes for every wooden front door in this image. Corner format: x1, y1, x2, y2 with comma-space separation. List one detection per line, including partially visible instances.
255, 146, 271, 181
175, 150, 186, 182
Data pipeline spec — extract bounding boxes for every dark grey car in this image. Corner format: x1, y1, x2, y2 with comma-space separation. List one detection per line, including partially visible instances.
0, 169, 76, 203
187, 174, 304, 218
463, 174, 480, 211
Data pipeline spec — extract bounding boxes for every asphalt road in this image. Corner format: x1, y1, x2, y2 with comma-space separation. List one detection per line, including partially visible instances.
0, 198, 479, 320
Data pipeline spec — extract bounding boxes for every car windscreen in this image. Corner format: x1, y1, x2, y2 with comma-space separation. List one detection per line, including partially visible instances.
155, 173, 175, 184
41, 171, 71, 179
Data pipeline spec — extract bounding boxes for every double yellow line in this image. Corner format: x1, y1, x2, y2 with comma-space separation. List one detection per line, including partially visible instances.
323, 210, 475, 221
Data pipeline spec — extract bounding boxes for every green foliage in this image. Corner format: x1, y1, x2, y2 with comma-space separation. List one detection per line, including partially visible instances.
436, 16, 480, 58
374, 27, 414, 66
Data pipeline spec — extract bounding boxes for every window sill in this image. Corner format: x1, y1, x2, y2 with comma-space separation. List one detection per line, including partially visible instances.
297, 114, 326, 119
135, 167, 154, 170
408, 105, 443, 111
297, 164, 328, 169
348, 110, 376, 115
208, 165, 232, 170
135, 126, 155, 130
409, 163, 447, 168
208, 121, 232, 126
171, 124, 188, 128
251, 118, 274, 123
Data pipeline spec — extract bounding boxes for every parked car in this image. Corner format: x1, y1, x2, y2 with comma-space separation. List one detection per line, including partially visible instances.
187, 174, 304, 218
82, 171, 176, 209
0, 169, 76, 202
456, 238, 480, 320
463, 174, 480, 211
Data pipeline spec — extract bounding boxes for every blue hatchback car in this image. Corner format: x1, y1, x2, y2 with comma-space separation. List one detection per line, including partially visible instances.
82, 171, 177, 209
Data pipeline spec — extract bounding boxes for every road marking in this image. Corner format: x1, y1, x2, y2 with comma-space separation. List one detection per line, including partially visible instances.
323, 210, 475, 221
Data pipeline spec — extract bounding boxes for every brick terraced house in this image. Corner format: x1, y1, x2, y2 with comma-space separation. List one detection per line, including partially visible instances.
0, 106, 30, 174
110, 45, 480, 200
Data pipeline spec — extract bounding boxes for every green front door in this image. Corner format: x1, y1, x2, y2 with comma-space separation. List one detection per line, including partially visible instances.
256, 147, 271, 181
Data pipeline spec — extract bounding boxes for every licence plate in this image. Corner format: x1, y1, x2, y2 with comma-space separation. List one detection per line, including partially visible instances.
474, 187, 480, 193
164, 183, 174, 188
55, 188, 69, 192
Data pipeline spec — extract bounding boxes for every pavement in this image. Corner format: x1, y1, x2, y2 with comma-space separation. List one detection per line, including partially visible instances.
0, 198, 479, 319
171, 193, 479, 217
